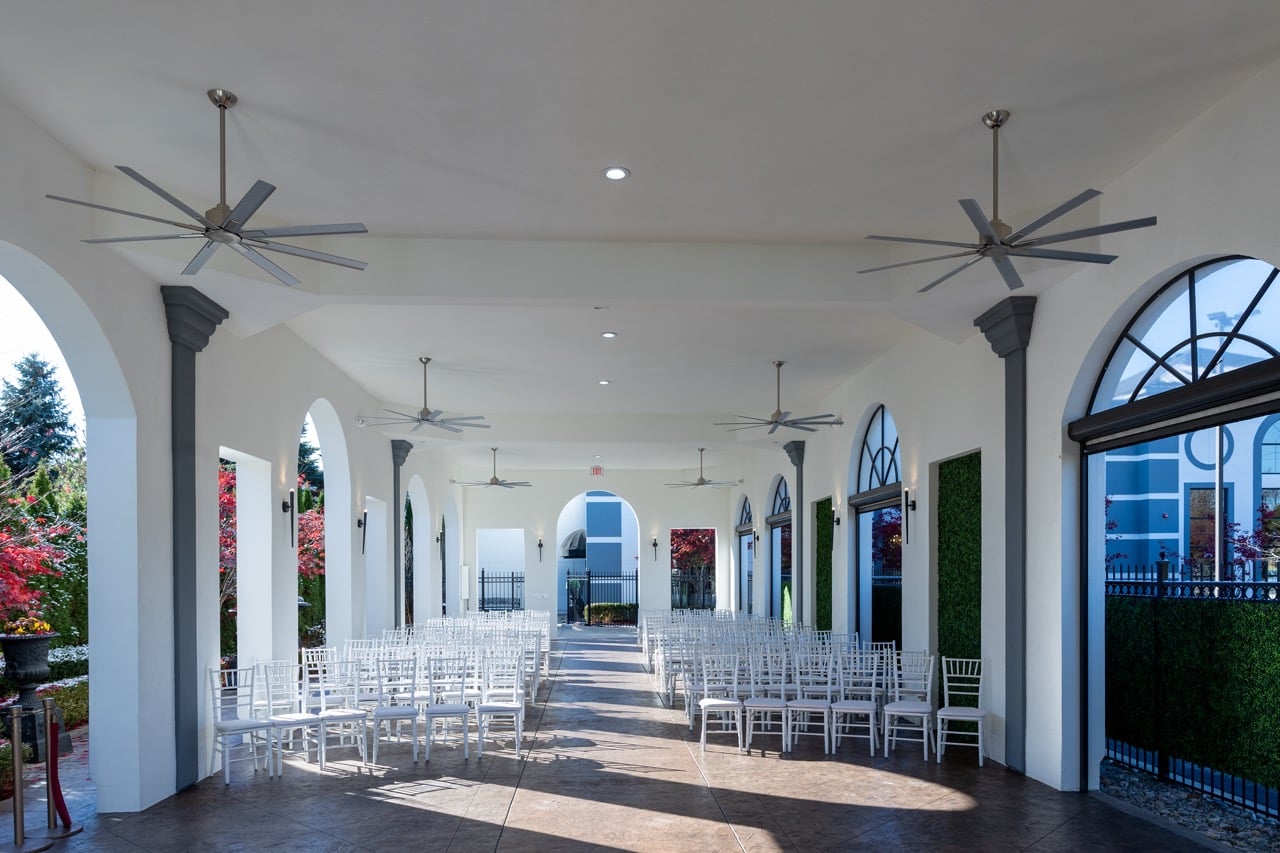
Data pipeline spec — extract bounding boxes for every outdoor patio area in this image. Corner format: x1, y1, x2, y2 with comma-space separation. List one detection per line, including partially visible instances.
1, 627, 1214, 852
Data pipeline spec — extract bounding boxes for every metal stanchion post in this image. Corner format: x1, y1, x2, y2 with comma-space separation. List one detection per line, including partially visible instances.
2, 705, 51, 853
40, 697, 80, 840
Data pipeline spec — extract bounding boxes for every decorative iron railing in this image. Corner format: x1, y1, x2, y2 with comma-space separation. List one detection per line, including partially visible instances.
477, 570, 524, 612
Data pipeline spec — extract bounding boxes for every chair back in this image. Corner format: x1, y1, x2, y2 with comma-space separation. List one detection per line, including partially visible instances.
376, 657, 418, 705
793, 648, 834, 701
941, 657, 983, 708
261, 661, 308, 715
890, 651, 934, 704
838, 648, 880, 703
700, 652, 740, 700
210, 667, 257, 722
318, 660, 361, 711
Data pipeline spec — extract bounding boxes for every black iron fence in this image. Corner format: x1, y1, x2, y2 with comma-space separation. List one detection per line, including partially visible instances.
1105, 559, 1280, 817
671, 566, 715, 610
566, 570, 638, 625
478, 570, 524, 612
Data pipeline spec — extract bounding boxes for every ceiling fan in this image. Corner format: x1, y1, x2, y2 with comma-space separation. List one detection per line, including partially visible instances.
453, 448, 532, 489
715, 361, 843, 434
665, 448, 738, 488
356, 357, 489, 433
46, 88, 367, 287
857, 109, 1157, 293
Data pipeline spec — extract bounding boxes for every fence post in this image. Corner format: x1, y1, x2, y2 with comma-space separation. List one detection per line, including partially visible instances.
586, 569, 593, 626
1155, 552, 1168, 782
479, 569, 486, 612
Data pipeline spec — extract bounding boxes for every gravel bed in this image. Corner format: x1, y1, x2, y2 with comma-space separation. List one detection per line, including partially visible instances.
1100, 758, 1280, 851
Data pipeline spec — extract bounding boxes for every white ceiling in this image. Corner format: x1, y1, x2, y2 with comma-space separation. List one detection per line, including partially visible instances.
3, 2, 1279, 472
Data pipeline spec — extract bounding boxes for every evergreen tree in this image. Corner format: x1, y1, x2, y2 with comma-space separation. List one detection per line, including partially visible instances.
0, 354, 75, 480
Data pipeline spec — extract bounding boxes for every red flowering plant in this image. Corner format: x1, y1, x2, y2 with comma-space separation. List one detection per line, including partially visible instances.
0, 493, 66, 636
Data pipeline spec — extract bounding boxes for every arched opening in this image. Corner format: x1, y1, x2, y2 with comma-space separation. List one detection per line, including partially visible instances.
555, 490, 639, 624
767, 477, 792, 622
1070, 256, 1280, 810
0, 244, 146, 811
847, 403, 903, 646
303, 400, 353, 645
735, 497, 754, 614
440, 497, 461, 616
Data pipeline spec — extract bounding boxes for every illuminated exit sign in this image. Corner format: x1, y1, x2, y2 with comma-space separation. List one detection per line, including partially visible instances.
590, 465, 605, 477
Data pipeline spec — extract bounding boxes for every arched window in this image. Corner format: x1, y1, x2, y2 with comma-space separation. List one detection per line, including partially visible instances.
738, 498, 753, 528
858, 404, 901, 492
1089, 257, 1280, 414
771, 479, 791, 515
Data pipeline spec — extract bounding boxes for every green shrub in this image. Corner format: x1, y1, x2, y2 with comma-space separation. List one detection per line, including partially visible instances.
40, 679, 88, 730
816, 497, 833, 631
584, 602, 637, 624
0, 739, 32, 800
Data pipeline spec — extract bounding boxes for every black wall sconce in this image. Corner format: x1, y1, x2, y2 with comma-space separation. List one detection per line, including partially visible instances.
753, 529, 760, 543
537, 537, 544, 562
652, 537, 659, 560
833, 507, 842, 526
356, 510, 368, 554
903, 489, 917, 544
281, 488, 295, 547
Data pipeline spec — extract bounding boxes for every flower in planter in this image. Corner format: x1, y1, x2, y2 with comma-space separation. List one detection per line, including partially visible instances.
2, 615, 53, 636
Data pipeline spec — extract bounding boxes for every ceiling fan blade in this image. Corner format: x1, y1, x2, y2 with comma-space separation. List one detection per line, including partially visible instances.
382, 408, 420, 420
714, 416, 772, 426
183, 240, 220, 276
1006, 189, 1101, 242
991, 254, 1025, 291
46, 194, 206, 232
223, 180, 276, 232
664, 482, 696, 488
958, 199, 1000, 245
786, 414, 840, 424
241, 222, 369, 239
507, 482, 533, 488
866, 234, 978, 249
82, 233, 203, 244
409, 419, 428, 433
1009, 247, 1118, 264
438, 414, 488, 422
251, 239, 369, 271
1017, 216, 1157, 248
228, 242, 300, 286
917, 256, 984, 293
421, 419, 463, 433
767, 421, 782, 435
116, 166, 215, 228
857, 250, 977, 274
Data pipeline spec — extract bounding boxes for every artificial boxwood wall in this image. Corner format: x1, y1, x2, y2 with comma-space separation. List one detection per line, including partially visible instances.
938, 451, 982, 661
816, 497, 833, 631
1106, 596, 1280, 789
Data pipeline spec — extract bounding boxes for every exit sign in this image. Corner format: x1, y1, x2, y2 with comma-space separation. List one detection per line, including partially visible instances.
590, 465, 604, 477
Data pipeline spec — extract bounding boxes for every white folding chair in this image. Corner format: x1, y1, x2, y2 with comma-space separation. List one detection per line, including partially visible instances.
883, 651, 935, 759
370, 657, 420, 764
698, 652, 743, 752
936, 657, 986, 766
262, 661, 321, 774
742, 644, 788, 753
476, 652, 526, 758
209, 667, 274, 784
421, 656, 472, 760
831, 648, 880, 755
786, 648, 834, 754
316, 660, 369, 767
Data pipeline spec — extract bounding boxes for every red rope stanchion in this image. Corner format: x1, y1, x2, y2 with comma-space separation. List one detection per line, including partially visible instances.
40, 698, 78, 840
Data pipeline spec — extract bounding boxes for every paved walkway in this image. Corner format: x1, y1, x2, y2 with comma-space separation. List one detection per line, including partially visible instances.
0, 627, 1213, 851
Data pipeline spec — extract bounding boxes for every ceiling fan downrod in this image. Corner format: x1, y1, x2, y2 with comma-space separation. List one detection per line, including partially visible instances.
983, 109, 1011, 240
206, 88, 238, 226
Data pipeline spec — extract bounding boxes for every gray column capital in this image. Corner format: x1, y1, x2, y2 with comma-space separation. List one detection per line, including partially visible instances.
975, 295, 1036, 359
391, 439, 413, 469
161, 286, 229, 353
783, 440, 806, 468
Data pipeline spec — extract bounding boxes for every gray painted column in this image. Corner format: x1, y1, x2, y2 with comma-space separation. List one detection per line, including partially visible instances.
975, 294, 1036, 775
784, 440, 806, 625
391, 440, 412, 627
162, 285, 229, 791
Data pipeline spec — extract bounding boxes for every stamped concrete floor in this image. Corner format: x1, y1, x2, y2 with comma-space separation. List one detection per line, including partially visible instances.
2, 626, 1214, 852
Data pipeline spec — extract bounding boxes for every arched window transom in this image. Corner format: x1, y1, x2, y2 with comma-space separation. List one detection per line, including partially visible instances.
857, 404, 901, 492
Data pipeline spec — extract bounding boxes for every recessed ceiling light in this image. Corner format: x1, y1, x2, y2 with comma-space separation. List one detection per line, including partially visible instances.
594, 455, 602, 459
602, 166, 630, 181
598, 379, 611, 385
601, 331, 618, 339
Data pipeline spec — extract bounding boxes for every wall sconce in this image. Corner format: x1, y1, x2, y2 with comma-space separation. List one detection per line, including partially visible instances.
833, 513, 841, 527
281, 489, 295, 547
753, 529, 760, 543
537, 537, 544, 562
903, 489, 917, 544
652, 537, 659, 560
356, 510, 368, 554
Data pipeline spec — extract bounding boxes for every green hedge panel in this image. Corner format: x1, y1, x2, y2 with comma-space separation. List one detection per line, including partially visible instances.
816, 497, 833, 631
1106, 596, 1280, 789
938, 452, 982, 661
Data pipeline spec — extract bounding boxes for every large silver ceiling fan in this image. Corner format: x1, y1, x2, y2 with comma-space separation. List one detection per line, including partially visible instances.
453, 448, 532, 489
715, 361, 843, 434
356, 357, 489, 433
47, 88, 367, 287
857, 109, 1157, 293
665, 448, 738, 488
